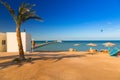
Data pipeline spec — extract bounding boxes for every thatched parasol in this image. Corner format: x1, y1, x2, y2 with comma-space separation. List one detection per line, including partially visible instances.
103, 42, 116, 51
74, 44, 80, 46
87, 43, 97, 51
103, 42, 115, 47
87, 43, 97, 46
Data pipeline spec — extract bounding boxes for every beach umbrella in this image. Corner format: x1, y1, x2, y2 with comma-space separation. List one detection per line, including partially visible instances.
103, 42, 116, 51
87, 43, 97, 50
103, 42, 115, 47
87, 43, 97, 46
74, 44, 80, 46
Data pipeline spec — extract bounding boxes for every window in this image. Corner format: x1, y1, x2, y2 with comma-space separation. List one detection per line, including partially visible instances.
2, 40, 6, 45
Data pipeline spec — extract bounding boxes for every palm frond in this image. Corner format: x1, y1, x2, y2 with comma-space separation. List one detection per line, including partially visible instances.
0, 1, 44, 24
18, 3, 43, 23
21, 13, 43, 23
24, 3, 36, 10
18, 2, 26, 15
18, 3, 35, 15
0, 0, 17, 21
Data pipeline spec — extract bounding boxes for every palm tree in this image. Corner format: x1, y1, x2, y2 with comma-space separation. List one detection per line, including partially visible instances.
0, 0, 43, 60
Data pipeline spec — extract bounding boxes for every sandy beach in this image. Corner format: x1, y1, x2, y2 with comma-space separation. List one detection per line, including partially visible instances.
0, 51, 120, 80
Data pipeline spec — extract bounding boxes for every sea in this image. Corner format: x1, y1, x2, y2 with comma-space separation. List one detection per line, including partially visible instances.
33, 40, 120, 52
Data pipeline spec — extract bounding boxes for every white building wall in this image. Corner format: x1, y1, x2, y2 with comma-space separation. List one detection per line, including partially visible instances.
7, 32, 31, 52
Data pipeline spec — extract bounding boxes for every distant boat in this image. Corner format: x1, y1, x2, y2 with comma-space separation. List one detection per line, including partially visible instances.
74, 44, 80, 46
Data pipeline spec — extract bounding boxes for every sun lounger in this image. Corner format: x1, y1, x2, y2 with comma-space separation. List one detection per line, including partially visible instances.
88, 49, 97, 55
109, 47, 120, 56
100, 49, 109, 53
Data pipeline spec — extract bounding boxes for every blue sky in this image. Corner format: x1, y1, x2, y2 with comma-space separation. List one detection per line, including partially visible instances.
0, 0, 120, 40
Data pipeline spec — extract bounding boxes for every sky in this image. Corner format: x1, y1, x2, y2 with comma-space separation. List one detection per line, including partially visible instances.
1, 0, 120, 40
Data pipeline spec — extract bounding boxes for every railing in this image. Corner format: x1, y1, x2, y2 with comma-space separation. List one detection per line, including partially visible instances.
33, 42, 57, 49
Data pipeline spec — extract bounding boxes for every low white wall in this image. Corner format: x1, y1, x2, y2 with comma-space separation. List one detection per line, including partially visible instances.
7, 32, 29, 52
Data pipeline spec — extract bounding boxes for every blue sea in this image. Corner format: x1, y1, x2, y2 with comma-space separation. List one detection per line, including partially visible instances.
33, 40, 120, 51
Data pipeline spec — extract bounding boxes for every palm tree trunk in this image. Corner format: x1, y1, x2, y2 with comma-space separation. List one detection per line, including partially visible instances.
16, 24, 25, 60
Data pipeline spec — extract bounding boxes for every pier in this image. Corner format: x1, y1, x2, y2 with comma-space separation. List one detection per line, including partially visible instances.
33, 42, 57, 49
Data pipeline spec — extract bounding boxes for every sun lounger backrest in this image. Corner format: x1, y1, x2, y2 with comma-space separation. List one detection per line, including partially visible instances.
109, 47, 120, 56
